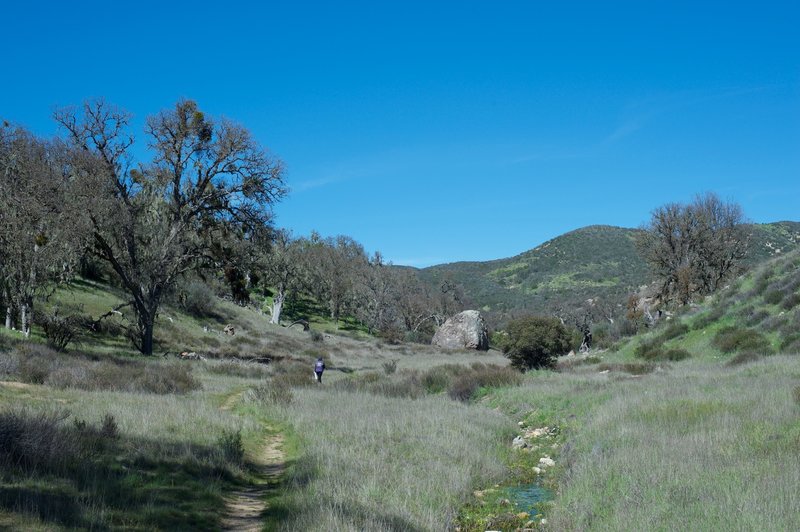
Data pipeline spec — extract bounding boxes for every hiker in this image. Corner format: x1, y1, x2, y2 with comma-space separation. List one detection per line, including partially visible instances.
314, 357, 325, 383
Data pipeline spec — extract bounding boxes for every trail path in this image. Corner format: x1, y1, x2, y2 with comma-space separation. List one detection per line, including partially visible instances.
220, 390, 286, 532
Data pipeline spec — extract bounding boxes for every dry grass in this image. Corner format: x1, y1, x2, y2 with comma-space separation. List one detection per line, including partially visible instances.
273, 389, 514, 531
489, 357, 800, 531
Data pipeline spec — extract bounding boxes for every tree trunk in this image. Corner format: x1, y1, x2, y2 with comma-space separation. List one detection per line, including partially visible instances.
141, 318, 155, 355
20, 301, 30, 338
270, 291, 285, 325
5, 305, 12, 330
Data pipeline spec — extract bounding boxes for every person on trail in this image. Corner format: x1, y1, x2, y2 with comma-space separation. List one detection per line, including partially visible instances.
314, 357, 325, 383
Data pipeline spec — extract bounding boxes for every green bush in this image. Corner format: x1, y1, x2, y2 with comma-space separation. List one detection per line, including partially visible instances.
764, 290, 784, 306
447, 364, 521, 402
208, 360, 271, 379
726, 351, 763, 366
502, 316, 572, 371
247, 380, 293, 405
182, 280, 217, 318
634, 338, 664, 359
782, 293, 800, 311
713, 326, 772, 354
217, 429, 244, 466
691, 306, 725, 330
658, 322, 689, 341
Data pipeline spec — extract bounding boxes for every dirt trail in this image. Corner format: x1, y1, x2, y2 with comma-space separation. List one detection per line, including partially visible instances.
220, 390, 286, 532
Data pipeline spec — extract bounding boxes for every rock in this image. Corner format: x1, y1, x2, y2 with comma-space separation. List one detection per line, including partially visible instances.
517, 512, 530, 519
499, 498, 511, 506
223, 324, 235, 336
541, 518, 548, 525
539, 456, 556, 467
518, 421, 525, 427
512, 436, 528, 449
473, 490, 484, 498
532, 466, 542, 474
431, 310, 489, 350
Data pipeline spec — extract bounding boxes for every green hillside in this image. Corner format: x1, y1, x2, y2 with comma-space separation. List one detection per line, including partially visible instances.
419, 222, 800, 325
609, 245, 800, 364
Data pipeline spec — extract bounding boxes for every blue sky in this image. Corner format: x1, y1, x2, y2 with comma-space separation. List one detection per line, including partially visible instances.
2, 1, 798, 266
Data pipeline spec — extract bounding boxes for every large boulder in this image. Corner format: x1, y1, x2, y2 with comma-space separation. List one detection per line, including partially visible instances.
432, 310, 489, 351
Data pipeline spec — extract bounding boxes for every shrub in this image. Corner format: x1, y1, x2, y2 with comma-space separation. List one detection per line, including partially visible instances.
782, 293, 800, 311
382, 359, 398, 375
713, 326, 772, 354
134, 363, 201, 394
208, 360, 271, 379
658, 348, 692, 361
36, 308, 88, 352
634, 338, 664, 359
0, 408, 78, 474
745, 309, 770, 327
691, 306, 726, 330
503, 316, 572, 371
658, 322, 689, 341
780, 334, 800, 354
421, 365, 460, 394
182, 280, 217, 317
447, 365, 521, 402
764, 290, 784, 306
247, 380, 293, 405
217, 429, 244, 466
726, 351, 763, 367
596, 362, 658, 375
309, 329, 324, 343
271, 360, 316, 387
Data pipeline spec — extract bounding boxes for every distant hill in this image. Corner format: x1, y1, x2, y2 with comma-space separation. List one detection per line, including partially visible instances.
418, 221, 800, 326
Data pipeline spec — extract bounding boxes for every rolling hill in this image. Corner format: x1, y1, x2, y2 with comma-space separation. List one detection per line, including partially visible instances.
418, 221, 800, 325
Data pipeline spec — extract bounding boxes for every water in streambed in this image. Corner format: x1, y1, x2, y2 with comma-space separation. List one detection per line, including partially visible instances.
504, 482, 552, 516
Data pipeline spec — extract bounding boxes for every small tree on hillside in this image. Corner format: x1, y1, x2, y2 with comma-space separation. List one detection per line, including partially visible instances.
503, 316, 572, 371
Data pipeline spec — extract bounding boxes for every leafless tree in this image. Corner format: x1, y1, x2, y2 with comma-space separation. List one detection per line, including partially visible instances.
0, 124, 84, 336
635, 192, 749, 305
56, 99, 286, 354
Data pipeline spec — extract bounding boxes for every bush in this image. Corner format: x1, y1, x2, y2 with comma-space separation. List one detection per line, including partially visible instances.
503, 316, 572, 371
382, 359, 398, 375
713, 326, 772, 354
217, 429, 244, 466
780, 334, 800, 354
634, 338, 663, 359
247, 380, 293, 405
726, 351, 763, 366
691, 306, 726, 330
309, 329, 324, 343
764, 290, 784, 306
36, 308, 88, 352
208, 360, 271, 379
658, 322, 689, 341
782, 293, 800, 311
0, 408, 78, 474
447, 364, 522, 402
182, 280, 217, 317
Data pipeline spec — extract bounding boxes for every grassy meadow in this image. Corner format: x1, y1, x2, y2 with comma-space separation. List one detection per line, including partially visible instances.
2, 251, 799, 530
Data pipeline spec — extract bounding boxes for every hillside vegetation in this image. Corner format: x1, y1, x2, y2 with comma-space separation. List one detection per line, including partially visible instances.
420, 222, 800, 326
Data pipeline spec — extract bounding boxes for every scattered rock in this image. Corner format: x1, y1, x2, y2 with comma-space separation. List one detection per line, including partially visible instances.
473, 490, 484, 498
499, 498, 511, 506
431, 310, 489, 350
539, 456, 556, 467
541, 518, 548, 525
223, 324, 235, 336
532, 466, 542, 474
512, 436, 528, 449
517, 512, 530, 519
178, 351, 204, 360
518, 421, 525, 427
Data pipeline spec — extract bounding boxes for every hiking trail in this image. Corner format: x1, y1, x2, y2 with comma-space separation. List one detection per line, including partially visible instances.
220, 390, 286, 531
